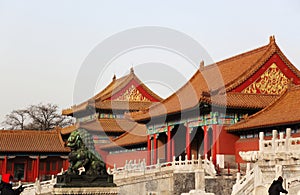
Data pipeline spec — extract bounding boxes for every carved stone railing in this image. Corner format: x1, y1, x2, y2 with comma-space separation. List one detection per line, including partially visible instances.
20, 175, 56, 195
231, 164, 255, 195
232, 128, 300, 195
107, 154, 216, 179
239, 128, 300, 162
259, 128, 300, 153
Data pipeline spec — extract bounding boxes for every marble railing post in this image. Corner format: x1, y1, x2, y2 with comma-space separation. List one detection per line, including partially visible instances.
286, 128, 291, 151
179, 155, 182, 165
191, 154, 195, 165
279, 132, 284, 151
172, 156, 176, 166
236, 172, 241, 183
246, 163, 251, 174
198, 155, 202, 168
259, 132, 264, 151
272, 130, 277, 152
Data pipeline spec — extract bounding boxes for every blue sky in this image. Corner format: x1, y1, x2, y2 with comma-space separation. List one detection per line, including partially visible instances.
0, 0, 299, 125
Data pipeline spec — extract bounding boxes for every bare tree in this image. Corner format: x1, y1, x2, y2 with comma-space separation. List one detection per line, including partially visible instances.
2, 103, 74, 130
2, 109, 28, 130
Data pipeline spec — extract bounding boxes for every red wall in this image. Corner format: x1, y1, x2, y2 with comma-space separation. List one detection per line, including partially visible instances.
105, 150, 148, 168
235, 133, 300, 163
235, 138, 259, 163
0, 156, 68, 182
217, 126, 239, 155
96, 147, 109, 162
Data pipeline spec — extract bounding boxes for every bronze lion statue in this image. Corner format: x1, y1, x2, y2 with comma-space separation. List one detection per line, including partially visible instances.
65, 130, 107, 175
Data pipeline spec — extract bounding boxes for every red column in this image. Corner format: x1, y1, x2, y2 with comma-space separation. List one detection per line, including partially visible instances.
36, 156, 40, 180
186, 125, 191, 160
172, 138, 175, 159
147, 135, 151, 165
167, 126, 171, 162
2, 156, 7, 174
153, 134, 157, 164
203, 125, 208, 157
212, 124, 217, 166
64, 159, 69, 171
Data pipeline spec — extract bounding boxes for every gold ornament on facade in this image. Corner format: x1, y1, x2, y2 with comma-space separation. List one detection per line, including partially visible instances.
243, 63, 289, 95
115, 85, 151, 101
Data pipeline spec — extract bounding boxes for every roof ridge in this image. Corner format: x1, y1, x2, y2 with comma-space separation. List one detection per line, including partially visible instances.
226, 92, 279, 97
194, 42, 270, 73
225, 37, 300, 92
272, 42, 300, 79
223, 40, 277, 91
99, 72, 162, 102
144, 41, 272, 116
63, 68, 162, 115
214, 44, 269, 67
0, 130, 58, 133
95, 73, 135, 101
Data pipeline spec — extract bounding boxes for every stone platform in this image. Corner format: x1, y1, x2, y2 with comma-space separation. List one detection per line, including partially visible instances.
55, 175, 116, 188
53, 175, 118, 194
53, 187, 120, 195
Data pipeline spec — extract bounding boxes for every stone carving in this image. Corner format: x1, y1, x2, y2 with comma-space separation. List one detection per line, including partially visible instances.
243, 63, 289, 94
55, 130, 116, 188
239, 151, 259, 162
65, 130, 106, 175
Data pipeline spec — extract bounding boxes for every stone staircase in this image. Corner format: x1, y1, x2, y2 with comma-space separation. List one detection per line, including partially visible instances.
231, 128, 300, 195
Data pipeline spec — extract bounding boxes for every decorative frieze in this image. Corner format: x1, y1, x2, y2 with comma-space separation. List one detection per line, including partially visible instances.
146, 112, 243, 135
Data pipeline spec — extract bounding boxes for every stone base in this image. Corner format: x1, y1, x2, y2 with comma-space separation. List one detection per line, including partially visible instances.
55, 175, 116, 188
53, 187, 119, 195
181, 190, 215, 195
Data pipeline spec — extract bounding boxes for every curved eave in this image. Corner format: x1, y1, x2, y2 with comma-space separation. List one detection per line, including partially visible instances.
100, 123, 147, 150
226, 86, 300, 132
227, 120, 300, 133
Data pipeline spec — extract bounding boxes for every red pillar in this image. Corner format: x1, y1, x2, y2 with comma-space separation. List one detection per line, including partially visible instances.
147, 135, 151, 165
212, 124, 218, 166
203, 125, 208, 157
2, 156, 7, 174
153, 134, 157, 164
172, 137, 175, 159
167, 126, 171, 162
186, 125, 191, 160
64, 159, 69, 171
36, 156, 40, 180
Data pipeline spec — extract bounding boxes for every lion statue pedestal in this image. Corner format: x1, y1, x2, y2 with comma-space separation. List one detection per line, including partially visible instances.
54, 130, 118, 194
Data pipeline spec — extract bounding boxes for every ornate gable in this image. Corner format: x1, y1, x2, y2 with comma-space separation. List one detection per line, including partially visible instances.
232, 53, 300, 95
242, 63, 289, 94
114, 85, 151, 102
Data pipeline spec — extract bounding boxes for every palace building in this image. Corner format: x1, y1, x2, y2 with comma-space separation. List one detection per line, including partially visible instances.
130, 36, 300, 168
3, 36, 300, 183
0, 129, 69, 182
62, 68, 162, 167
